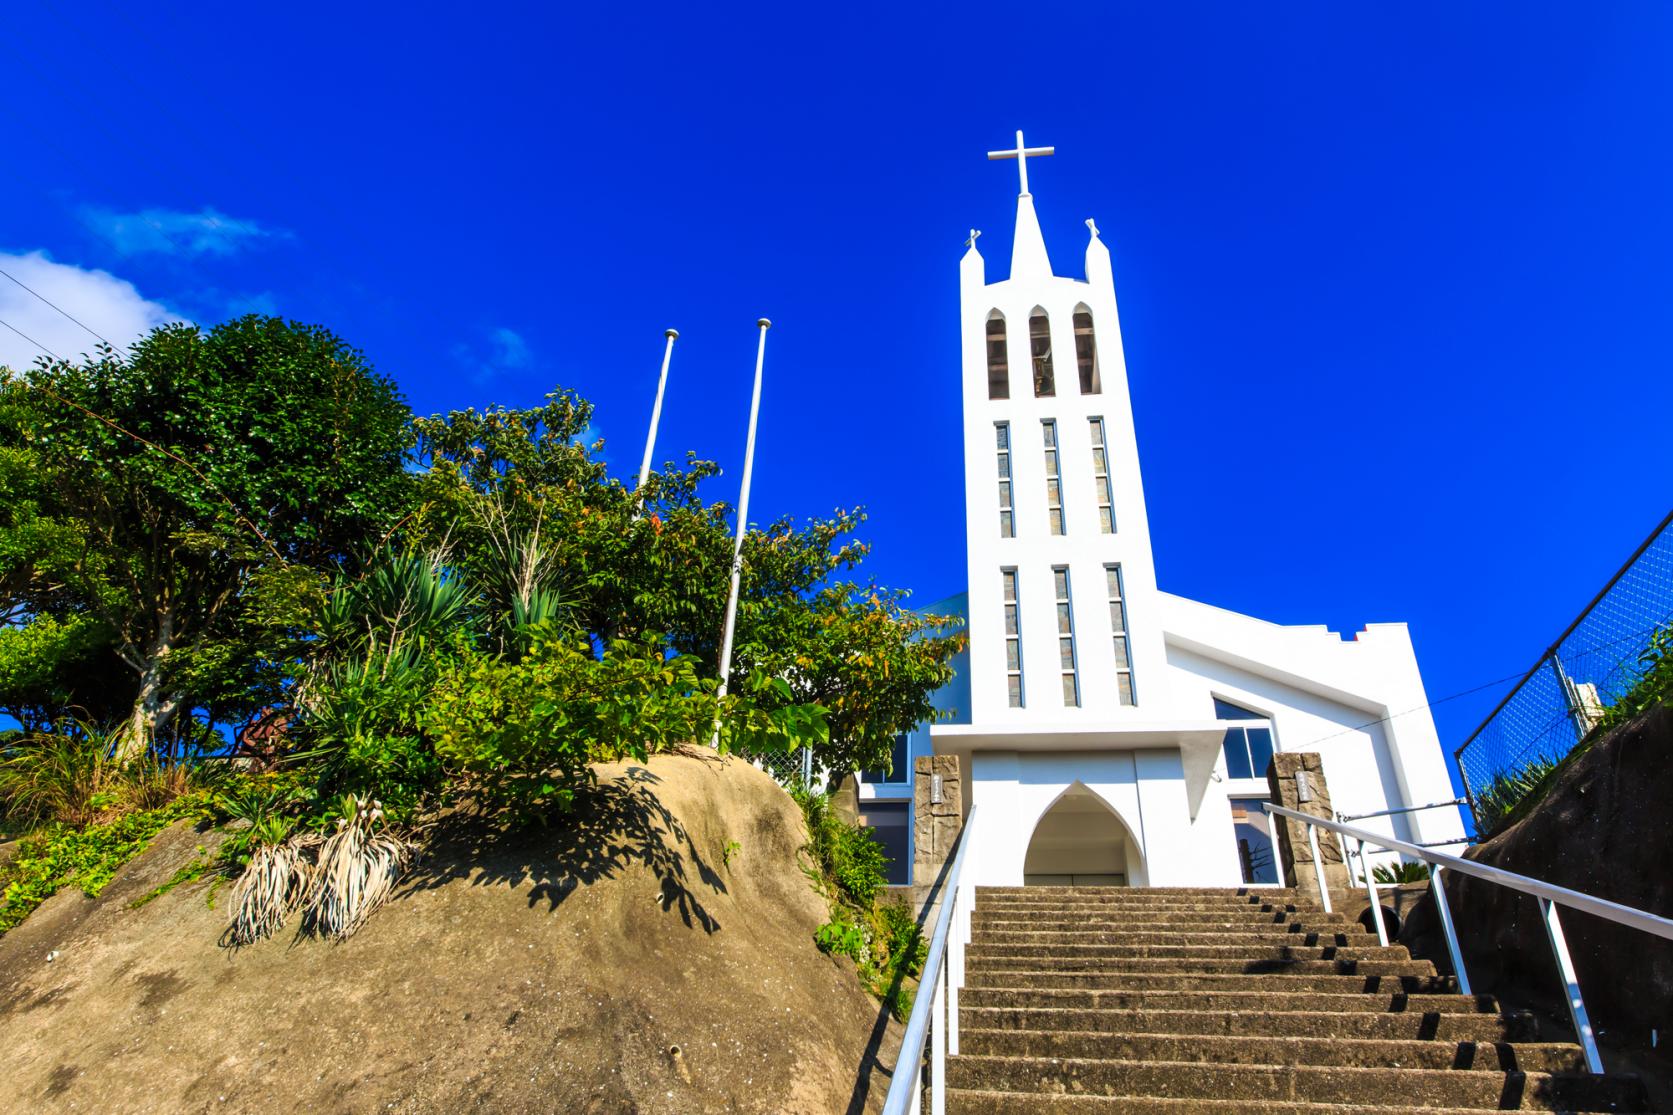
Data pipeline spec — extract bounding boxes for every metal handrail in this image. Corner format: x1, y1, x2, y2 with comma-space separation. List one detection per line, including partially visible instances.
882, 805, 978, 1115
1263, 801, 1673, 1075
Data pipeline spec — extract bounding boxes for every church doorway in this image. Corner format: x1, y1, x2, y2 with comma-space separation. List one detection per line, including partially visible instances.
1022, 782, 1138, 886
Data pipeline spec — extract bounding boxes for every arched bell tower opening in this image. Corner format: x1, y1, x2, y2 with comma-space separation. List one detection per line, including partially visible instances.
1022, 782, 1143, 886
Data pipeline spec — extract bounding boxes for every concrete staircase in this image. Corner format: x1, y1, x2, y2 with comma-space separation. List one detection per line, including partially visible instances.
948, 887, 1650, 1113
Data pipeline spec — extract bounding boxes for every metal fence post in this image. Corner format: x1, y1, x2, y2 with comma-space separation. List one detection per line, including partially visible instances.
1540, 897, 1604, 1074
1358, 839, 1388, 947
1428, 865, 1472, 996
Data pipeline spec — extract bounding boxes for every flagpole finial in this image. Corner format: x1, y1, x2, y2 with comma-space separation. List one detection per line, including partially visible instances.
665, 328, 679, 338
757, 318, 771, 329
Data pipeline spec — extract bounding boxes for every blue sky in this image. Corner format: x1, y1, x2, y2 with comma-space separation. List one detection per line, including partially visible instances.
2, 3, 1670, 779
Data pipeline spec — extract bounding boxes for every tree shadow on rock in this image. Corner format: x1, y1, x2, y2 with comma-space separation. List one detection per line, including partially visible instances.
402, 766, 727, 934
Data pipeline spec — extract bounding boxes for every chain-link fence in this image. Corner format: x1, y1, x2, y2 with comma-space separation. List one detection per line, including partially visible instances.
1455, 511, 1673, 832
734, 744, 815, 791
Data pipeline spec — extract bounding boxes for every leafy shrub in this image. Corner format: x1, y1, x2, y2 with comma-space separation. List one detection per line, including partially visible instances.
878, 898, 926, 980
814, 907, 870, 967
793, 787, 890, 909
1371, 860, 1431, 885
296, 649, 444, 821
427, 631, 824, 822
0, 797, 210, 935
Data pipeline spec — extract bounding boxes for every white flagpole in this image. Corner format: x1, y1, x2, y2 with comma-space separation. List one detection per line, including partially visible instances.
712, 318, 771, 747
634, 329, 679, 504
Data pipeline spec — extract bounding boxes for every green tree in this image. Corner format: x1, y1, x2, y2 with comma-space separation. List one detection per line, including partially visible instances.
406, 395, 963, 775
0, 316, 414, 760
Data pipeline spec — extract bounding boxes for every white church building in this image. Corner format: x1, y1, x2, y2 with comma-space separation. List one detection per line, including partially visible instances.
856, 134, 1467, 888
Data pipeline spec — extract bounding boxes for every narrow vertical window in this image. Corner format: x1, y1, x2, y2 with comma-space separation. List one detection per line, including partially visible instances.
1106, 564, 1136, 706
995, 423, 1014, 538
1029, 308, 1055, 397
1042, 420, 1064, 535
986, 312, 1009, 400
1089, 417, 1114, 534
1074, 306, 1101, 394
1054, 566, 1079, 707
1003, 568, 1023, 707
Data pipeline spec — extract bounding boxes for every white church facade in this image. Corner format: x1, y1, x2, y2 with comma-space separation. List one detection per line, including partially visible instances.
856, 134, 1467, 888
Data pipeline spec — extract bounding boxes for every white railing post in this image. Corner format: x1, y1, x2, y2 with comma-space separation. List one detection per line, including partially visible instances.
1428, 865, 1472, 996
1358, 839, 1389, 946
1305, 822, 1332, 913
1540, 897, 1604, 1074
948, 886, 961, 1056
930, 959, 947, 1115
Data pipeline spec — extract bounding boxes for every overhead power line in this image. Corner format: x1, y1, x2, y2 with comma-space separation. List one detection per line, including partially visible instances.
0, 315, 59, 360
0, 265, 114, 347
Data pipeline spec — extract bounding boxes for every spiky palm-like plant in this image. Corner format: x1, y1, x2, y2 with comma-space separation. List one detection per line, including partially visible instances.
301, 796, 414, 941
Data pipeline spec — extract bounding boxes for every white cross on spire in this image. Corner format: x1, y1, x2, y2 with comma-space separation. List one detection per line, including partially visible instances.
987, 129, 1055, 196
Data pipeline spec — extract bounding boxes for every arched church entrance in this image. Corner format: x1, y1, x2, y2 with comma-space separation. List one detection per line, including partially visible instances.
1022, 782, 1140, 886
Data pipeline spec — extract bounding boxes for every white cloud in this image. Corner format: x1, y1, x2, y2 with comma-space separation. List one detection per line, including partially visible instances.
454, 326, 533, 385
79, 205, 291, 257
0, 251, 178, 370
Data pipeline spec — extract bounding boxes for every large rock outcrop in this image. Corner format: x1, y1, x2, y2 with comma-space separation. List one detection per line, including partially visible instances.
0, 752, 898, 1114
1401, 702, 1673, 1090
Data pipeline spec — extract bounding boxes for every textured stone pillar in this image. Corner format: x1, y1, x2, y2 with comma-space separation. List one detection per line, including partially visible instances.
1266, 752, 1350, 907
912, 755, 963, 891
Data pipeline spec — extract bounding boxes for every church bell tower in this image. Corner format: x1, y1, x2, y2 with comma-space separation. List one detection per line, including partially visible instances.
957, 132, 1171, 726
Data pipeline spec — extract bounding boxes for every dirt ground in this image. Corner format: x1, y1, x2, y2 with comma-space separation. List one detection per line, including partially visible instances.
0, 751, 902, 1114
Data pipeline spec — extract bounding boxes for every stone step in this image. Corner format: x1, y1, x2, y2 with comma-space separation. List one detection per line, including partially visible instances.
978, 887, 1285, 897
972, 929, 1379, 948
967, 943, 1410, 963
966, 957, 1440, 977
945, 1091, 1631, 1114
976, 901, 1333, 918
972, 912, 1362, 931
945, 1056, 1648, 1110
976, 892, 1319, 907
959, 1006, 1536, 1042
961, 973, 1473, 998
957, 1029, 1588, 1074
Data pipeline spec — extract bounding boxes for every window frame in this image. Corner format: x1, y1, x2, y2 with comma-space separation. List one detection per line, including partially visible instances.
1073, 306, 1101, 395
1002, 567, 1024, 708
1089, 417, 1114, 534
1214, 697, 1279, 782
1053, 566, 1079, 707
1029, 308, 1055, 397
1042, 419, 1064, 535
995, 422, 1014, 539
986, 312, 1009, 400
1105, 563, 1136, 706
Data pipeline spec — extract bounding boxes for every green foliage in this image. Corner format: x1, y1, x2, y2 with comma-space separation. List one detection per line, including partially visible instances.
878, 897, 926, 980
1476, 754, 1562, 833
1593, 623, 1673, 737
425, 632, 825, 821
1371, 860, 1431, 885
722, 839, 741, 868
1475, 626, 1673, 835
0, 729, 117, 828
0, 317, 414, 756
814, 907, 870, 966
0, 796, 210, 935
794, 787, 889, 908
795, 789, 921, 1019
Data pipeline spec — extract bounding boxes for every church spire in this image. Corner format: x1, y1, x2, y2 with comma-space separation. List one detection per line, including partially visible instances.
987, 130, 1055, 281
